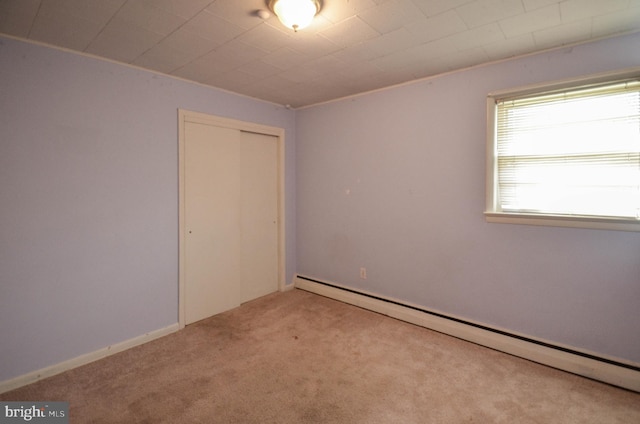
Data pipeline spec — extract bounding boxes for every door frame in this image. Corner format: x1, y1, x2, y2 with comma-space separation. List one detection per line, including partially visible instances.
178, 109, 286, 329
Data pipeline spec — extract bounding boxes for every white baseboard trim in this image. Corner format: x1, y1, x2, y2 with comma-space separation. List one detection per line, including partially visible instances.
294, 275, 640, 392
0, 323, 180, 394
281, 282, 296, 292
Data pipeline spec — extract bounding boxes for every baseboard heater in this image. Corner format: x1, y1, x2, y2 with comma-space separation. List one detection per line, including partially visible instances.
294, 274, 640, 392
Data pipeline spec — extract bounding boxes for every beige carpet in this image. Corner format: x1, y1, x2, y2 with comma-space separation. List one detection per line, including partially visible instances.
2, 289, 639, 423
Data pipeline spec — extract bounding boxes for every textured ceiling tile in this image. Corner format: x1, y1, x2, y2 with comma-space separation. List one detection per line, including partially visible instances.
456, 0, 525, 28
332, 59, 383, 81
38, 0, 125, 26
280, 55, 360, 82
112, 1, 185, 36
533, 20, 592, 49
312, 53, 357, 75
368, 49, 417, 73
132, 44, 195, 74
286, 32, 342, 59
334, 28, 419, 62
370, 37, 457, 72
29, 13, 102, 51
204, 0, 266, 30
0, 0, 40, 37
482, 33, 535, 60
2, 0, 638, 107
498, 4, 561, 38
560, 0, 630, 24
261, 47, 310, 70
173, 48, 233, 76
211, 39, 269, 69
181, 10, 245, 43
522, 0, 563, 12
319, 17, 380, 47
234, 59, 282, 79
447, 22, 505, 51
410, 36, 461, 60
291, 80, 354, 105
156, 27, 217, 58
288, 13, 335, 33
591, 5, 640, 37
279, 59, 329, 83
405, 10, 468, 44
144, 0, 214, 20
411, 0, 476, 17
132, 29, 218, 73
240, 74, 300, 104
236, 22, 292, 53
421, 45, 489, 73
86, 22, 164, 63
452, 45, 491, 68
28, 0, 126, 51
370, 67, 419, 89
410, 62, 452, 80
170, 54, 221, 82
358, 0, 425, 34
207, 69, 258, 91
319, 0, 378, 24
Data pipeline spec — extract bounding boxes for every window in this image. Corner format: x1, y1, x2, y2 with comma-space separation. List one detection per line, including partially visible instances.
486, 69, 640, 232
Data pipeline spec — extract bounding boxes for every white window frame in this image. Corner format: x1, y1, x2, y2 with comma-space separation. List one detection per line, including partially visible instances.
485, 68, 640, 232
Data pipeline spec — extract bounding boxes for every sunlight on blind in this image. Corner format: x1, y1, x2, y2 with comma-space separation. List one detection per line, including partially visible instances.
495, 80, 640, 219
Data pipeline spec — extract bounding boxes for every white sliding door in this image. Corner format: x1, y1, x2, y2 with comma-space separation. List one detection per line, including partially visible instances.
240, 131, 279, 303
181, 113, 281, 325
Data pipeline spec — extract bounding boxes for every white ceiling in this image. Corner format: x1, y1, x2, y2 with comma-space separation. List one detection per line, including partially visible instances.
1, 0, 639, 108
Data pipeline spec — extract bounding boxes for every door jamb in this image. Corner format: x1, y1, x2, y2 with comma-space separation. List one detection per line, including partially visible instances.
178, 109, 286, 329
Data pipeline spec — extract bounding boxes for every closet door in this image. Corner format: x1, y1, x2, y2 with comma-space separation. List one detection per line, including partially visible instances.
184, 122, 241, 324
183, 122, 278, 325
240, 131, 278, 303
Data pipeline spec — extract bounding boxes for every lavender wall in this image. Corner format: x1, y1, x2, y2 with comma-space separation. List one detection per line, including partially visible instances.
0, 36, 296, 382
296, 32, 640, 364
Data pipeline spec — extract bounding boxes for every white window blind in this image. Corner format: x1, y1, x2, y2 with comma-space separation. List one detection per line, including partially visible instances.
494, 80, 640, 220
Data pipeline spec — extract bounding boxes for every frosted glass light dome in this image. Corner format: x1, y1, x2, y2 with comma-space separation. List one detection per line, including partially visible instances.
269, 0, 321, 31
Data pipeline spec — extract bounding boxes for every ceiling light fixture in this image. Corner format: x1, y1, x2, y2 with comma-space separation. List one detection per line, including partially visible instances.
268, 0, 321, 32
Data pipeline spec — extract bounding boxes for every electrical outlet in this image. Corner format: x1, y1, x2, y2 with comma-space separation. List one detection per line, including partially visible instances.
360, 267, 367, 279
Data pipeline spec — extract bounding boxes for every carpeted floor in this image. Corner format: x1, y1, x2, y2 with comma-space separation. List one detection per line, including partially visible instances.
2, 289, 639, 423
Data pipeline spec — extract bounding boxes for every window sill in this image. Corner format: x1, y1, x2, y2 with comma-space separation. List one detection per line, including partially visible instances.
484, 212, 640, 232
